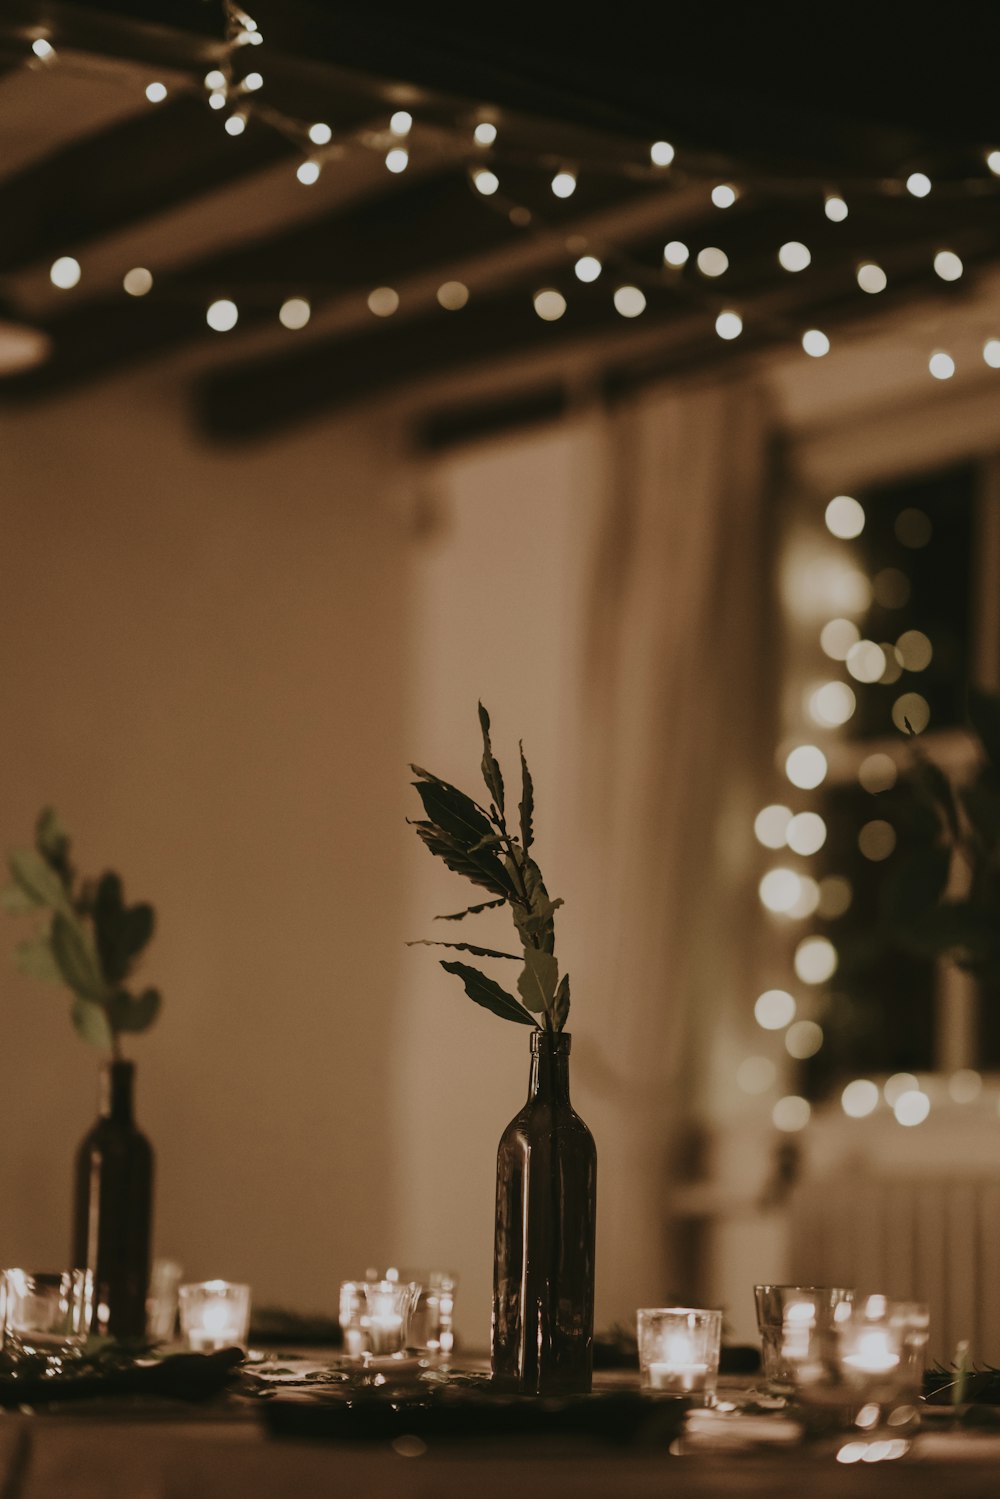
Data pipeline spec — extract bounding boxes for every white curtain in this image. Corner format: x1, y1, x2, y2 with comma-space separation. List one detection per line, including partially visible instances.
561, 373, 775, 1320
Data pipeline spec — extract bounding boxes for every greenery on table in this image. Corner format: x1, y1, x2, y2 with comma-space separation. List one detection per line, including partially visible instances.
885, 687, 1000, 984
2, 808, 160, 1055
409, 704, 570, 1031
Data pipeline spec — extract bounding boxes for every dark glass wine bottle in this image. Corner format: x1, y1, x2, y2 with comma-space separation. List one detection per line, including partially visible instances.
491, 1030, 597, 1394
73, 1060, 154, 1339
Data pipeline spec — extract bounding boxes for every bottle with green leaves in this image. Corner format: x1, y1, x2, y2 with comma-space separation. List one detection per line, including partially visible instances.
4, 809, 159, 1339
410, 706, 596, 1394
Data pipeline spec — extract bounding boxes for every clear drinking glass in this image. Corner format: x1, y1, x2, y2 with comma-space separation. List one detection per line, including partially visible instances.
340, 1278, 420, 1358
146, 1258, 183, 1343
754, 1284, 854, 1394
178, 1280, 251, 1351
636, 1307, 723, 1403
1, 1269, 93, 1368
383, 1269, 458, 1359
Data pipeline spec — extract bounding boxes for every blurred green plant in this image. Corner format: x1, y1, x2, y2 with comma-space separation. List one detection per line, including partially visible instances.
408, 704, 570, 1031
883, 687, 1000, 984
3, 808, 160, 1054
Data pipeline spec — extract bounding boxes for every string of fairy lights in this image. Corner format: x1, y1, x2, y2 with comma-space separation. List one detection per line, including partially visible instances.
743, 491, 987, 1134
21, 0, 1000, 380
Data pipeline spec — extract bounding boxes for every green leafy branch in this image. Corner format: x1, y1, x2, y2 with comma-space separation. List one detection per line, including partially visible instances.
3, 808, 161, 1054
408, 704, 570, 1031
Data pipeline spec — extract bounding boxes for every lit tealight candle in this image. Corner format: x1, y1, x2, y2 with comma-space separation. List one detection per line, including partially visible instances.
843, 1329, 900, 1375
648, 1332, 711, 1394
178, 1279, 251, 1352
638, 1307, 722, 1401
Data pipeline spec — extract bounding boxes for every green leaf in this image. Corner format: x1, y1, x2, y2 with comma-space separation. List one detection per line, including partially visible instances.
517, 946, 558, 1014
969, 687, 1000, 769
519, 742, 534, 852
478, 702, 505, 814
435, 899, 506, 922
8, 849, 68, 911
51, 911, 110, 1002
510, 855, 562, 953
1, 883, 38, 914
15, 933, 62, 983
108, 987, 161, 1034
553, 973, 570, 1030
93, 872, 154, 985
412, 780, 494, 847
414, 823, 518, 899
71, 997, 113, 1050
439, 960, 536, 1025
34, 807, 73, 885
408, 939, 521, 960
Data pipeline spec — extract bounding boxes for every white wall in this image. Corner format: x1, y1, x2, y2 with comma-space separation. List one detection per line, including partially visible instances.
0, 365, 411, 1312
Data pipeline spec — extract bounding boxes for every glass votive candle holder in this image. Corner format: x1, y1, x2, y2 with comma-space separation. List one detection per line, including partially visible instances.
378, 1268, 459, 1361
794, 1294, 926, 1436
178, 1280, 251, 1352
340, 1278, 419, 1358
637, 1307, 723, 1403
1, 1269, 93, 1368
754, 1284, 854, 1394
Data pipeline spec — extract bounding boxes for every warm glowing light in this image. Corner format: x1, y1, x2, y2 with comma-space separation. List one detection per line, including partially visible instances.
759, 868, 803, 914
895, 629, 932, 671
984, 339, 1000, 368
933, 250, 963, 282
894, 1089, 931, 1126
794, 936, 837, 985
437, 281, 469, 310
711, 183, 738, 208
802, 329, 830, 358
786, 1020, 823, 1059
773, 1096, 811, 1132
857, 263, 887, 294
50, 256, 81, 289
279, 297, 310, 330
145, 81, 167, 103
205, 69, 226, 89
474, 121, 497, 146
663, 240, 689, 267
534, 289, 567, 322
820, 618, 860, 660
876, 645, 901, 685
122, 267, 153, 297
368, 286, 400, 317
551, 171, 577, 198
785, 745, 827, 790
895, 508, 932, 548
846, 640, 887, 684
929, 351, 955, 380
825, 194, 848, 221
858, 753, 897, 794
988, 150, 1000, 176
31, 38, 55, 59
715, 310, 742, 340
884, 1073, 919, 1106
754, 989, 796, 1030
779, 241, 811, 272
696, 247, 728, 277
614, 286, 646, 318
873, 568, 911, 608
787, 812, 827, 857
574, 255, 602, 283
385, 147, 409, 173
906, 171, 931, 198
950, 1069, 982, 1104
296, 160, 321, 185
859, 820, 896, 861
788, 876, 820, 919
308, 121, 332, 145
225, 113, 247, 136
825, 494, 865, 538
473, 168, 499, 195
754, 804, 792, 849
842, 1079, 879, 1118
389, 110, 412, 136
738, 1056, 776, 1094
650, 140, 675, 166
892, 692, 930, 734
243, 71, 263, 91
208, 90, 227, 110
818, 875, 852, 917
810, 681, 856, 727
206, 299, 238, 332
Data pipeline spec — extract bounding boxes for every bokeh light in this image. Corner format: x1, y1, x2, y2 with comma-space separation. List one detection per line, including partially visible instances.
551, 171, 577, 198
755, 989, 796, 1030
278, 296, 310, 330
474, 122, 497, 146
950, 1069, 982, 1104
818, 875, 852, 917
884, 1072, 919, 1105
858, 753, 897, 793
787, 812, 827, 856
773, 1096, 811, 1132
715, 310, 742, 340
802, 329, 830, 358
650, 140, 675, 166
785, 745, 828, 789
574, 255, 602, 283
810, 681, 856, 726
534, 289, 567, 321
842, 1079, 879, 1118
779, 241, 811, 272
786, 1020, 824, 1059
896, 630, 933, 671
820, 618, 861, 660
367, 286, 400, 317
859, 820, 896, 861
696, 247, 729, 277
145, 82, 167, 103
929, 351, 955, 380
788, 876, 821, 919
846, 640, 887, 683
309, 122, 332, 145
825, 195, 848, 221
754, 804, 792, 849
933, 250, 963, 282
123, 267, 153, 297
296, 160, 321, 185
663, 241, 689, 267
385, 147, 409, 173
50, 256, 81, 289
984, 339, 1000, 368
892, 692, 930, 734
906, 172, 931, 197
472, 168, 499, 195
894, 1090, 931, 1126
825, 494, 865, 538
759, 868, 803, 913
614, 286, 646, 318
857, 263, 887, 294
206, 298, 238, 331
711, 183, 738, 208
794, 936, 838, 984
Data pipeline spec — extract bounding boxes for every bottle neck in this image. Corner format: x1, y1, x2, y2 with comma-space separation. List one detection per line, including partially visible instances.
99, 1060, 135, 1123
528, 1031, 571, 1105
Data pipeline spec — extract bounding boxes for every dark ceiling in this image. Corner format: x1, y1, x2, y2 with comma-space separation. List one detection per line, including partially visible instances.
0, 0, 997, 441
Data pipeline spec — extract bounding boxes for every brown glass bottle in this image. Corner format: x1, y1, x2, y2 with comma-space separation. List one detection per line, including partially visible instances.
491, 1030, 597, 1394
73, 1060, 154, 1339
